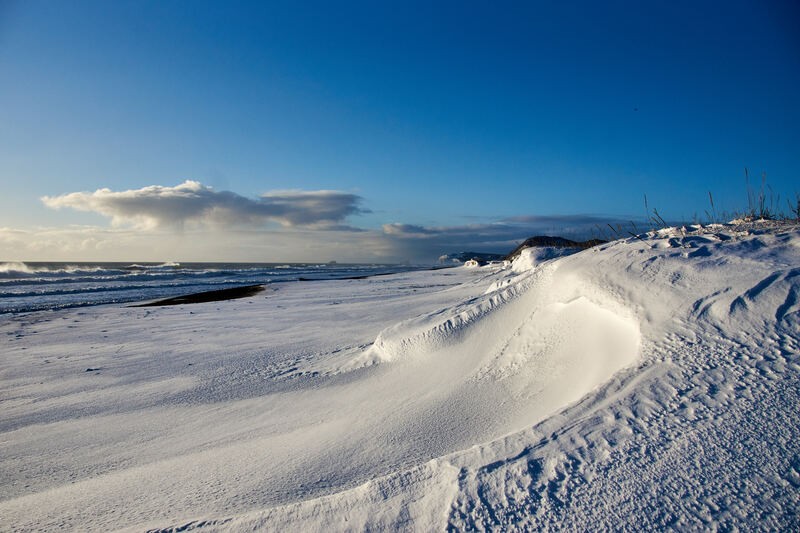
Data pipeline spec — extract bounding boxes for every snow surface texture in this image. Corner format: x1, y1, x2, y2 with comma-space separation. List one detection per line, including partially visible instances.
1, 223, 799, 531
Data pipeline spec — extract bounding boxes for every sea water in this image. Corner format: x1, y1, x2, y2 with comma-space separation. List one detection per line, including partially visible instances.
0, 261, 426, 314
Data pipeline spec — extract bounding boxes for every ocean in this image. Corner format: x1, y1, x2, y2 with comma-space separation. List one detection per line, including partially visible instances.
0, 261, 428, 314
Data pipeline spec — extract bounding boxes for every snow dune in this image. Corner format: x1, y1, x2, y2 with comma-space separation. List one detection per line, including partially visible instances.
1, 223, 798, 531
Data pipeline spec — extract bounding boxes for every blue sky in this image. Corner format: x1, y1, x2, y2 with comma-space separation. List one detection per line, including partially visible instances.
1, 0, 798, 262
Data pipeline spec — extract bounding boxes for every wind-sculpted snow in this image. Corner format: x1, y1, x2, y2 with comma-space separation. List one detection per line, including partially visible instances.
361, 245, 632, 371
359, 266, 546, 366
1, 223, 799, 531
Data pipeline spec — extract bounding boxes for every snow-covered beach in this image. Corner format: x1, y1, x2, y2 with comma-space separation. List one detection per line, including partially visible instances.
2, 222, 799, 531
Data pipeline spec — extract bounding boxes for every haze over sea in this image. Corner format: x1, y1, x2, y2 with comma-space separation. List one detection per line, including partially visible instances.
0, 262, 425, 314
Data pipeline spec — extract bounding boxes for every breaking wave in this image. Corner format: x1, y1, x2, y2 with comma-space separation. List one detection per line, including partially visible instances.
1, 262, 426, 313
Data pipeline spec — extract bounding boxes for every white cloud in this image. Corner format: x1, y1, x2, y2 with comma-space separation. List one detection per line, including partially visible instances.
381, 223, 437, 238
0, 210, 631, 263
383, 214, 634, 243
11, 181, 640, 263
41, 181, 368, 230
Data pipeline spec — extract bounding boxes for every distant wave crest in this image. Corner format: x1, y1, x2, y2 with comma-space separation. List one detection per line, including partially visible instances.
125, 262, 180, 270
0, 262, 118, 279
0, 262, 45, 276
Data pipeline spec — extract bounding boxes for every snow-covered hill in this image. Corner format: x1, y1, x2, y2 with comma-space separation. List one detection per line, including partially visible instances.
1, 222, 798, 531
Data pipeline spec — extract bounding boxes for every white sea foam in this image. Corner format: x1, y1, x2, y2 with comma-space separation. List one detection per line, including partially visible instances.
1, 263, 419, 313
0, 261, 41, 275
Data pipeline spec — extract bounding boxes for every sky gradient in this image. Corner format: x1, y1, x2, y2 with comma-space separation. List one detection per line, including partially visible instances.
1, 0, 798, 262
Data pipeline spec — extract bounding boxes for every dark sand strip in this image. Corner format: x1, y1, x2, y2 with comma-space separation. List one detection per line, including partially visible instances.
132, 284, 266, 307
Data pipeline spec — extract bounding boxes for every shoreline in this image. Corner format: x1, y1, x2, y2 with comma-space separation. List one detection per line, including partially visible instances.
131, 266, 456, 306
296, 265, 455, 282
3, 265, 446, 315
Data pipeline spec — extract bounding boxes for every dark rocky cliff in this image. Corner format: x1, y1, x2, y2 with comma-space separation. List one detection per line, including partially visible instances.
504, 236, 605, 261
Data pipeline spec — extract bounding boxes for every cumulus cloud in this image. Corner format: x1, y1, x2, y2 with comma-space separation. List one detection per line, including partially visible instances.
383, 214, 633, 242
41, 181, 368, 230
383, 222, 512, 241
25, 182, 642, 262
381, 223, 438, 238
